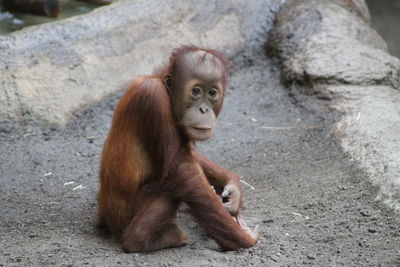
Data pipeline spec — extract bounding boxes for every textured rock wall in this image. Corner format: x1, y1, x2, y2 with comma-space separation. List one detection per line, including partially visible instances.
0, 0, 284, 124
269, 0, 400, 211
269, 0, 400, 88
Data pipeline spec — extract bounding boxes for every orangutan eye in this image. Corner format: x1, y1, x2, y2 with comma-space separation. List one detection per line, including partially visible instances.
208, 89, 217, 96
192, 87, 201, 95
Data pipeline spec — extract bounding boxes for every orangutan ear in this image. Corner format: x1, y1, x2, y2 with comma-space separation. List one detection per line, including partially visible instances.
164, 75, 172, 92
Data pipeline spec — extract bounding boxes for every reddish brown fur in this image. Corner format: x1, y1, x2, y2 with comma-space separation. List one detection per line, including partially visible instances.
168, 46, 229, 87
97, 46, 257, 252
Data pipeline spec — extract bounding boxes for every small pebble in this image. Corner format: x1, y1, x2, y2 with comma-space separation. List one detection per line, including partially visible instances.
360, 210, 371, 217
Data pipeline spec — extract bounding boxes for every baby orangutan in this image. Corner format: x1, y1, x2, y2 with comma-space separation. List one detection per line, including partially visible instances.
97, 46, 258, 252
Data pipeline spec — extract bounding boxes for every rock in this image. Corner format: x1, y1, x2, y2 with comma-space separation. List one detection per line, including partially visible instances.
267, 0, 400, 212
331, 85, 400, 211
0, 0, 284, 125
0, 120, 14, 133
268, 0, 400, 88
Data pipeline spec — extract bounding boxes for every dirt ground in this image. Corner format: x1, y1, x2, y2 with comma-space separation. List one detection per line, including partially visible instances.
0, 47, 399, 266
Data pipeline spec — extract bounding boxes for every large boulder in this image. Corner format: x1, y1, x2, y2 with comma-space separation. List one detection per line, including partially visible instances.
269, 0, 400, 88
269, 0, 400, 211
0, 0, 284, 125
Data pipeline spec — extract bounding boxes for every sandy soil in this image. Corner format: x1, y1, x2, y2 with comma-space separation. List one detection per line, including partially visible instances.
1, 47, 399, 266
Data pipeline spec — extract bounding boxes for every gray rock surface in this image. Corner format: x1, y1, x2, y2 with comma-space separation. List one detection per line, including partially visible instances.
332, 85, 400, 211
0, 0, 284, 125
269, 0, 400, 88
269, 0, 400, 211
